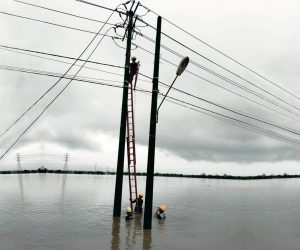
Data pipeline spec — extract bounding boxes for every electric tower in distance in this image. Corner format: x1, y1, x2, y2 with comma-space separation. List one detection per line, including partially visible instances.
16, 153, 22, 172
63, 153, 69, 171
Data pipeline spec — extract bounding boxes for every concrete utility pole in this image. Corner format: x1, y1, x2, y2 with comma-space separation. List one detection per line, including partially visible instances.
113, 9, 135, 217
63, 153, 69, 171
143, 16, 162, 229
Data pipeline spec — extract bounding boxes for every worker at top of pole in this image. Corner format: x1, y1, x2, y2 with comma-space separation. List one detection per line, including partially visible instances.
130, 56, 139, 75
129, 56, 139, 86
132, 192, 144, 213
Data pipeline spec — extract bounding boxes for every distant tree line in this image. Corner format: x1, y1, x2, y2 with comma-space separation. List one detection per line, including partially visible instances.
0, 168, 300, 180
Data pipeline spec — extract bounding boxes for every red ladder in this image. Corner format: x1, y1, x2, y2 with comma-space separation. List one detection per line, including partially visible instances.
126, 63, 139, 211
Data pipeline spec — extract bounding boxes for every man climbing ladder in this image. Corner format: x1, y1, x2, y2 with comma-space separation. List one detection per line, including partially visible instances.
126, 56, 141, 213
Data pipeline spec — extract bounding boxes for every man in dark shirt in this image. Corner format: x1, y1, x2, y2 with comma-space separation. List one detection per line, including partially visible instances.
132, 192, 144, 213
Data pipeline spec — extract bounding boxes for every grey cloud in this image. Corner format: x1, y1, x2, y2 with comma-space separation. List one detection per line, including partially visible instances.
1, 0, 300, 171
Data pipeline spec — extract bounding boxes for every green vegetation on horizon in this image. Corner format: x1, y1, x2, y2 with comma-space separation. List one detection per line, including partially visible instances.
0, 168, 299, 180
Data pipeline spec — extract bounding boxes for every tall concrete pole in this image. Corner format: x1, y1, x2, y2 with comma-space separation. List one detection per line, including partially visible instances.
143, 16, 162, 229
113, 10, 134, 217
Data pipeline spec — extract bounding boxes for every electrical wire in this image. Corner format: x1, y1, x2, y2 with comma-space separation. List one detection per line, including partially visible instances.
13, 0, 116, 26
0, 9, 116, 160
137, 91, 300, 147
75, 0, 126, 14
164, 95, 300, 147
0, 12, 120, 39
3, 63, 300, 139
1, 0, 298, 156
0, 46, 152, 83
134, 43, 300, 123
1, 63, 300, 149
139, 33, 300, 117
142, 91, 300, 147
0, 36, 121, 140
0, 64, 125, 87
138, 3, 300, 102
0, 44, 123, 69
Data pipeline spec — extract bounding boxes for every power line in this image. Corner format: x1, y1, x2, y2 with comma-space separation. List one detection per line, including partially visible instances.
134, 43, 300, 123
14, 0, 116, 26
0, 64, 125, 87
138, 3, 300, 102
164, 95, 300, 147
139, 71, 300, 135
0, 46, 124, 81
0, 11, 120, 39
2, 62, 300, 149
0, 40, 124, 140
0, 44, 123, 69
140, 91, 300, 147
3, 63, 300, 140
2, 1, 300, 154
0, 9, 116, 160
75, 0, 127, 14
0, 45, 153, 83
139, 33, 300, 117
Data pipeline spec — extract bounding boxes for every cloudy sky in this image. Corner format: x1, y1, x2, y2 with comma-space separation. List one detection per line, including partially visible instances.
1, 0, 300, 175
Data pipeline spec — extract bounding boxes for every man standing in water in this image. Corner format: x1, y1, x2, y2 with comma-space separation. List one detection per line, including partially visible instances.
132, 193, 144, 213
155, 205, 167, 219
125, 207, 133, 220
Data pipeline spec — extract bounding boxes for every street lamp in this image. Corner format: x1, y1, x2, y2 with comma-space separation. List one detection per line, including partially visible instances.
157, 56, 189, 114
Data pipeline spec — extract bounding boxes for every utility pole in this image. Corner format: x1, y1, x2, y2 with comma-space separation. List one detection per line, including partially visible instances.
143, 16, 162, 229
113, 9, 135, 217
16, 153, 22, 172
63, 153, 69, 171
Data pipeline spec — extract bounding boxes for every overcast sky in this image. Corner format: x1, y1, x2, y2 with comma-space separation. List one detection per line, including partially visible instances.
1, 0, 300, 175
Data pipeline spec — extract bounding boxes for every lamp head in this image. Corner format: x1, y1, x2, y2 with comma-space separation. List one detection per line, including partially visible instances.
176, 57, 189, 76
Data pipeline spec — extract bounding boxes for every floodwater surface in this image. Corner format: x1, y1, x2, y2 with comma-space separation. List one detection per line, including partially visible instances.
0, 174, 300, 249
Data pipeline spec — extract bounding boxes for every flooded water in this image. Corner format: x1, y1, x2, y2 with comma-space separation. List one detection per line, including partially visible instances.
1, 174, 300, 249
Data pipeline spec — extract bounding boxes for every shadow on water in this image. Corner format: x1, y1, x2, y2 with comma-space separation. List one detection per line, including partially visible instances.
125, 214, 143, 249
111, 217, 120, 250
142, 228, 153, 250
110, 214, 153, 249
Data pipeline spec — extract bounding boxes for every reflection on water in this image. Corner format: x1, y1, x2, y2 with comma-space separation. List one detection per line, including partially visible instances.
126, 214, 143, 249
17, 172, 24, 201
1, 174, 300, 250
111, 218, 120, 250
111, 213, 152, 250
142, 229, 152, 250
156, 217, 165, 233
61, 173, 67, 202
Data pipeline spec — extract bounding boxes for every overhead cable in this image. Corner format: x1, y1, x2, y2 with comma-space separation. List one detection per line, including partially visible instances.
0, 44, 123, 69
3, 63, 300, 139
138, 3, 300, 102
134, 43, 300, 123
139, 33, 300, 116
13, 0, 116, 26
0, 11, 120, 39
0, 9, 116, 160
